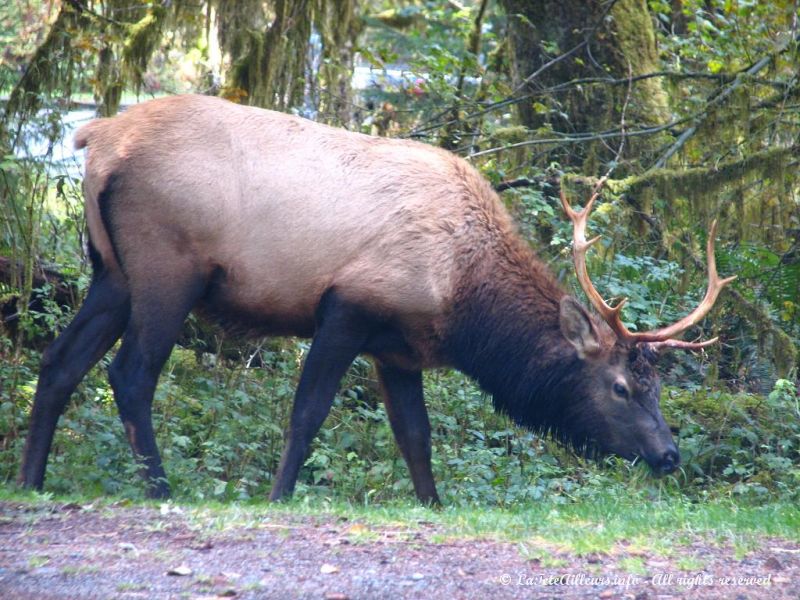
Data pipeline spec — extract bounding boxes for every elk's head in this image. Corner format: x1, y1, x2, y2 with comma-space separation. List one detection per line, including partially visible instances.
559, 180, 735, 474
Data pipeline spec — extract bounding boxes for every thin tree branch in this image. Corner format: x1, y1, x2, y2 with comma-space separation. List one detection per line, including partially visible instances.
64, 0, 125, 28
440, 0, 490, 149
604, 60, 632, 176
407, 68, 795, 139
494, 175, 555, 192
545, 70, 795, 93
467, 115, 693, 158
466, 54, 798, 161
651, 31, 800, 169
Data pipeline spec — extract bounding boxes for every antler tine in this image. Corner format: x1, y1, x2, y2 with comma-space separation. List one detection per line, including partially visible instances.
561, 182, 631, 341
631, 220, 737, 343
561, 181, 736, 350
649, 336, 719, 350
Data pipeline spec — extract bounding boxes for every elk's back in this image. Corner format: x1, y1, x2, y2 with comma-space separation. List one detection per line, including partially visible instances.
76, 95, 510, 343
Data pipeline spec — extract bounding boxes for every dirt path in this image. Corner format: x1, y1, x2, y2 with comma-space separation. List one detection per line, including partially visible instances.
0, 500, 796, 599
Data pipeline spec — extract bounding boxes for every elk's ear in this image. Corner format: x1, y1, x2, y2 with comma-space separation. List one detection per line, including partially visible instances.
559, 296, 602, 359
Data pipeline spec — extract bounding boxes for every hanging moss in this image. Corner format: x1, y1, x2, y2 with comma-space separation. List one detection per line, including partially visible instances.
277, 0, 313, 111
372, 7, 423, 30
221, 0, 311, 109
228, 28, 266, 104
728, 289, 798, 377
122, 5, 167, 90
90, 1, 201, 115
214, 0, 264, 58
1, 3, 88, 142
219, 0, 359, 118
95, 46, 124, 117
618, 145, 795, 207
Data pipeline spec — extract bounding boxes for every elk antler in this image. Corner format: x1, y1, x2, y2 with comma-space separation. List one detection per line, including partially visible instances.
560, 179, 737, 350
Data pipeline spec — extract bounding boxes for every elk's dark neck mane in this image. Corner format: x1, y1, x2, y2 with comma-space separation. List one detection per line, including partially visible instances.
442, 241, 586, 439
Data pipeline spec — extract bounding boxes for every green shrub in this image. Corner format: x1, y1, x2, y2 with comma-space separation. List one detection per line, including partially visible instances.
665, 378, 800, 500
2, 337, 798, 506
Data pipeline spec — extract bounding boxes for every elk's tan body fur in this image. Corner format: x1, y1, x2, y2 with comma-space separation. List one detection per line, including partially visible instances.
75, 95, 522, 365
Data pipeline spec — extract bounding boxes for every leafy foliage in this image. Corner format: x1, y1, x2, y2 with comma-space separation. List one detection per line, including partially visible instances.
2, 342, 798, 506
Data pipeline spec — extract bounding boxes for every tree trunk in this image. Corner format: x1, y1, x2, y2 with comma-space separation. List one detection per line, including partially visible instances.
502, 0, 671, 172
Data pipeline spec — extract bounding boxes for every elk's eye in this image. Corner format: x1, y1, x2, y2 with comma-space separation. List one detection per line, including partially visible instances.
613, 382, 629, 398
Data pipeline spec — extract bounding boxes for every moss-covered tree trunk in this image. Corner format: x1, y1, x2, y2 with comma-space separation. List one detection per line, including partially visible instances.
502, 0, 670, 171
316, 0, 362, 126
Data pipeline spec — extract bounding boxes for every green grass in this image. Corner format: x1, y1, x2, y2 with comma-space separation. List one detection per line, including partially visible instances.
27, 555, 50, 569
518, 544, 569, 567
676, 556, 707, 571
3, 487, 798, 558
618, 556, 648, 576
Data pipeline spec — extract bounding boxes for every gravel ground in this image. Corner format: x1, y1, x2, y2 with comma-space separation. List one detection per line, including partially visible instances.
0, 500, 796, 599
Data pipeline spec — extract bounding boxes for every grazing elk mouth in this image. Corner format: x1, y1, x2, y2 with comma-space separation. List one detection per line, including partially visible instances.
641, 448, 681, 476
604, 444, 680, 476
655, 448, 680, 474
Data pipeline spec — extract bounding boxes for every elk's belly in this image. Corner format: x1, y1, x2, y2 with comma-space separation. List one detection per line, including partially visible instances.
194, 262, 321, 338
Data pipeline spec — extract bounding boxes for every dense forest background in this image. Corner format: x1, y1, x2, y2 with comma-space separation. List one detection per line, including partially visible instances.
0, 0, 798, 505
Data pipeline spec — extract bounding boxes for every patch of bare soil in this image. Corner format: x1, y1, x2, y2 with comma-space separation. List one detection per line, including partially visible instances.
0, 500, 796, 599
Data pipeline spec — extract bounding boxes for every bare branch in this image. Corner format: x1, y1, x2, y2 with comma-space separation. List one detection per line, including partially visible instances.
64, 0, 125, 28
651, 31, 800, 169
467, 116, 693, 158
495, 177, 545, 192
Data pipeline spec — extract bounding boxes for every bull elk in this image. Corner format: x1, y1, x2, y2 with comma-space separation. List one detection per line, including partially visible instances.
18, 95, 734, 503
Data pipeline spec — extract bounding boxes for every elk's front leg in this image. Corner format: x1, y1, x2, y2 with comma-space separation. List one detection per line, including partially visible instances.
377, 363, 440, 505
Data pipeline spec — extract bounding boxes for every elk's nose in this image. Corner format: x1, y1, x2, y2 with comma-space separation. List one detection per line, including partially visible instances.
658, 449, 680, 474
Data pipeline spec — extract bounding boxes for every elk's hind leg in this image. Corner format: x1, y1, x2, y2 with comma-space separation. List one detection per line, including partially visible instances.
269, 291, 371, 501
19, 267, 130, 491
108, 267, 207, 499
